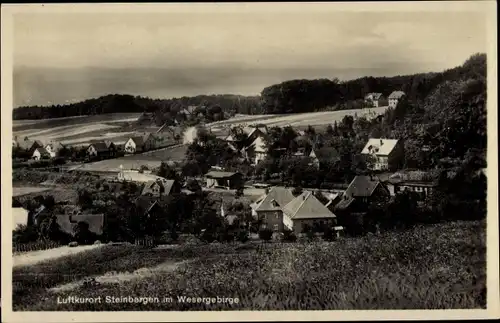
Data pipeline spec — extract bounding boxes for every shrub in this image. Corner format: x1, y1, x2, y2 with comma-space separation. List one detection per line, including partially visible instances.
236, 230, 249, 243
282, 229, 297, 242
258, 228, 273, 241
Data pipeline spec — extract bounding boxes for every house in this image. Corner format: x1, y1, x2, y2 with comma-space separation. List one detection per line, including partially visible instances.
124, 133, 155, 154
15, 137, 44, 153
334, 175, 390, 215
361, 138, 404, 171
364, 93, 386, 108
242, 135, 268, 165
283, 191, 337, 234
250, 186, 296, 232
388, 91, 406, 108
309, 147, 341, 169
32, 147, 51, 161
385, 170, 439, 199
225, 125, 269, 164
45, 142, 65, 158
87, 141, 116, 159
142, 179, 181, 197
205, 171, 244, 190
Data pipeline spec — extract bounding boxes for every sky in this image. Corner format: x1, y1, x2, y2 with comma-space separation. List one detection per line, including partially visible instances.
11, 4, 489, 107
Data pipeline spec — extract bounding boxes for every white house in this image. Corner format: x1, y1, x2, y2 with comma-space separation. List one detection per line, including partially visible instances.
388, 91, 406, 108
361, 138, 404, 171
124, 134, 154, 154
364, 93, 386, 108
32, 147, 51, 161
45, 142, 65, 158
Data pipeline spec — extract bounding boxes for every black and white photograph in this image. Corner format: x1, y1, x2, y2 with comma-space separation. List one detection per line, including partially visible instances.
1, 2, 498, 321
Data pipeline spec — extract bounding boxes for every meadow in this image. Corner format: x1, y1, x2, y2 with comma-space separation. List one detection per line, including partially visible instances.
12, 220, 486, 311
207, 106, 389, 130
12, 113, 143, 146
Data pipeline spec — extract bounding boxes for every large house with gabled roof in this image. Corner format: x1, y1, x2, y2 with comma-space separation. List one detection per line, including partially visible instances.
361, 138, 404, 171
388, 91, 406, 108
250, 186, 337, 233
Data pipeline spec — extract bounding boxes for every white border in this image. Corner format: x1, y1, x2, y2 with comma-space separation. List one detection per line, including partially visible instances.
1, 2, 498, 322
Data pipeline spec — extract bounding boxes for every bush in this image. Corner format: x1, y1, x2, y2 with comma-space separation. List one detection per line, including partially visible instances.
236, 230, 249, 243
12, 225, 39, 244
282, 229, 297, 242
258, 228, 273, 241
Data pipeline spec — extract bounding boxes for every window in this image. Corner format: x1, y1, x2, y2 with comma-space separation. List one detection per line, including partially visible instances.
275, 212, 280, 219
273, 224, 279, 232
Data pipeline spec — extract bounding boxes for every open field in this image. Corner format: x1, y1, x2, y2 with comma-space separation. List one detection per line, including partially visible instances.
12, 186, 51, 197
73, 145, 187, 172
13, 113, 143, 146
13, 220, 486, 311
207, 107, 389, 132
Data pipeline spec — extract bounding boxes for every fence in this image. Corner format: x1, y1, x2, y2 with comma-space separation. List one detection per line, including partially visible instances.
13, 241, 62, 253
134, 238, 157, 247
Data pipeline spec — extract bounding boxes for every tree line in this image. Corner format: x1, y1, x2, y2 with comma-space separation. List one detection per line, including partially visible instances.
13, 53, 485, 120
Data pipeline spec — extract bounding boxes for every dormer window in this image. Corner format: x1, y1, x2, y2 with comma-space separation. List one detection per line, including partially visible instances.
270, 199, 279, 208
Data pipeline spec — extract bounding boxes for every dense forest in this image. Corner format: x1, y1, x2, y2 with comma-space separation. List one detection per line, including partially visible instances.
13, 53, 486, 120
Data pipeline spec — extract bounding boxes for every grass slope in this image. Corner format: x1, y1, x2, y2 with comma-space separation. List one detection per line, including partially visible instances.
13, 220, 486, 311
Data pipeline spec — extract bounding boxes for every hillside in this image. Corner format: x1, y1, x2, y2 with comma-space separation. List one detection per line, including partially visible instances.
13, 53, 485, 121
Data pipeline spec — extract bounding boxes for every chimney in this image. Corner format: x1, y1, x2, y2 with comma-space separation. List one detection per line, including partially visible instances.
380, 139, 383, 146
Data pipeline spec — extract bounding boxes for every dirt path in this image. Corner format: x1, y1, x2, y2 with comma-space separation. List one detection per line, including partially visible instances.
13, 244, 105, 268
49, 259, 192, 293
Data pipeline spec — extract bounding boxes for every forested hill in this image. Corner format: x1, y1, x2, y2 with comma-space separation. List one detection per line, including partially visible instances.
260, 53, 486, 114
13, 53, 485, 120
12, 94, 261, 120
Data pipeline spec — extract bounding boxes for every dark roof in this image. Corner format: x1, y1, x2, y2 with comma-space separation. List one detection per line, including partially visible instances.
89, 142, 109, 152
205, 171, 241, 179
135, 196, 161, 214
129, 136, 145, 146
17, 138, 43, 150
345, 176, 382, 198
311, 147, 341, 162
34, 147, 50, 156
142, 179, 177, 195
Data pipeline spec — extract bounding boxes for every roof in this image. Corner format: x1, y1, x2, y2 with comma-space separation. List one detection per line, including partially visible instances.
34, 147, 50, 156
119, 170, 164, 183
128, 136, 145, 146
344, 176, 382, 198
143, 179, 177, 195
388, 170, 439, 184
365, 92, 383, 100
17, 138, 43, 150
388, 91, 406, 99
89, 142, 109, 152
252, 186, 295, 212
361, 138, 399, 156
283, 191, 336, 220
205, 171, 241, 179
311, 147, 341, 161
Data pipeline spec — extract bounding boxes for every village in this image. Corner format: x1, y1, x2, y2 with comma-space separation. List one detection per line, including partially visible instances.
11, 89, 461, 248
6, 4, 491, 313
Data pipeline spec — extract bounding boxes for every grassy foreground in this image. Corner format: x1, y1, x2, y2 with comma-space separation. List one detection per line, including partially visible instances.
13, 220, 486, 311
